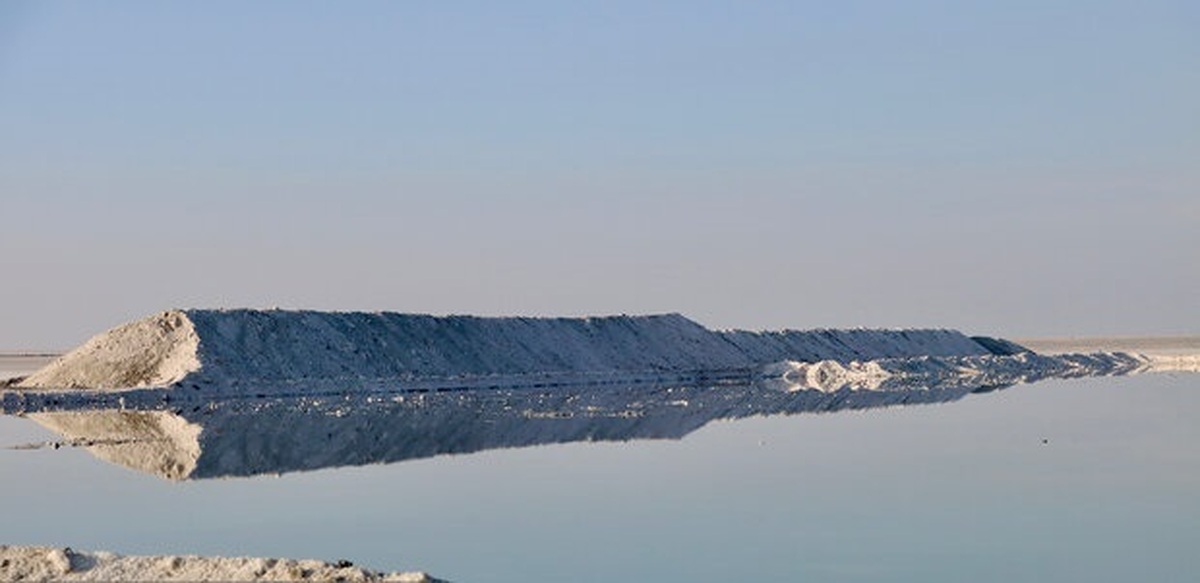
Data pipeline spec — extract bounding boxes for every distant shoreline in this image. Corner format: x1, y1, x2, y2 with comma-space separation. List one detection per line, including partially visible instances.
1015, 336, 1200, 357
0, 355, 60, 382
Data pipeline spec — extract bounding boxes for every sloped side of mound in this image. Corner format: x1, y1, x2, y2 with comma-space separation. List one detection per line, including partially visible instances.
17, 310, 200, 390
181, 310, 754, 383
717, 327, 996, 362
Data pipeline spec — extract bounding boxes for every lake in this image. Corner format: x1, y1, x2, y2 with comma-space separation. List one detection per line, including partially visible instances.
1, 366, 1197, 582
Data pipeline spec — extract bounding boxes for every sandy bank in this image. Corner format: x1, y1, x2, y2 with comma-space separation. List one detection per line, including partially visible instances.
0, 546, 439, 582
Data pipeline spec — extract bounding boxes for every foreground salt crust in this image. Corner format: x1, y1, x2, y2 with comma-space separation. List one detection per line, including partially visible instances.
0, 546, 437, 582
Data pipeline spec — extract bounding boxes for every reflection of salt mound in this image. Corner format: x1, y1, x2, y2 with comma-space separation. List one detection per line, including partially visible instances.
17, 309, 1006, 392
23, 383, 985, 480
763, 351, 1158, 393
27, 410, 201, 480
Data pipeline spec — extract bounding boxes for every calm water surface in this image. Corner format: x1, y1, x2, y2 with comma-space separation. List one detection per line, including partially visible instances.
2, 372, 1197, 582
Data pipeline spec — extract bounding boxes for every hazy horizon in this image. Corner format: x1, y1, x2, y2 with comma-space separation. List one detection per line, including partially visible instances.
2, 1, 1196, 351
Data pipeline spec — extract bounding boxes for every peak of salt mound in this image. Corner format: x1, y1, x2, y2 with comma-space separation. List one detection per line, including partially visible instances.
18, 310, 200, 390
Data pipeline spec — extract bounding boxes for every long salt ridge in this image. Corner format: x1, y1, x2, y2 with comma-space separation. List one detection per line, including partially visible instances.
15, 309, 1014, 394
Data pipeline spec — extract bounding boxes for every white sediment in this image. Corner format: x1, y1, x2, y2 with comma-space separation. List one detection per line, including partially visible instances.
13, 309, 1001, 394
17, 311, 199, 389
1139, 354, 1200, 373
0, 546, 436, 582
762, 359, 893, 392
1016, 336, 1200, 374
9, 311, 1197, 396
1016, 336, 1200, 357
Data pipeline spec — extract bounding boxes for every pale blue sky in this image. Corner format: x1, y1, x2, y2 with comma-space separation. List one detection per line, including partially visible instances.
1, 1, 1197, 349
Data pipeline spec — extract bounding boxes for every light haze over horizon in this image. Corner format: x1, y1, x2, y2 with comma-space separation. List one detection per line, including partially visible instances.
2, 1, 1197, 351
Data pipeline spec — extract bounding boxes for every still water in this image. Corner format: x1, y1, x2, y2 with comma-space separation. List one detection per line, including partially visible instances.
1, 372, 1197, 582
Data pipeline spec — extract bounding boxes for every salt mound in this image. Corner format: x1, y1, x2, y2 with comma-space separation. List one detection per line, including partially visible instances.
19, 310, 199, 390
16, 309, 1007, 392
765, 359, 893, 392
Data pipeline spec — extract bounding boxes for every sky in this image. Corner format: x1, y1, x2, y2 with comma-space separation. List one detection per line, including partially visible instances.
1, 1, 1197, 350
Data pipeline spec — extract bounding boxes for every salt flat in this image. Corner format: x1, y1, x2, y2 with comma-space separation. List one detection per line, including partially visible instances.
1016, 336, 1200, 374
1016, 336, 1200, 356
0, 355, 58, 381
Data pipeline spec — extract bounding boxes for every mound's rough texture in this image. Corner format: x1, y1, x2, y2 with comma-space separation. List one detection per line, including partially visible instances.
16, 309, 1010, 392
0, 546, 437, 582
19, 311, 199, 389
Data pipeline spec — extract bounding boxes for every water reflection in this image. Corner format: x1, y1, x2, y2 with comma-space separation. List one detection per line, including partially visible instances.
2, 349, 1172, 481
3, 379, 1008, 481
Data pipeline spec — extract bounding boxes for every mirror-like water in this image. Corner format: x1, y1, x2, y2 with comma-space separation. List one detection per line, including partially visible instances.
2, 372, 1198, 582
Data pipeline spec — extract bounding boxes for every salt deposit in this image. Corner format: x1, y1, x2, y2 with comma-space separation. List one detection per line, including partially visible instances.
0, 546, 437, 582
1017, 336, 1200, 373
9, 311, 1197, 400
14, 309, 1010, 394
18, 311, 199, 389
1016, 335, 1200, 357
763, 359, 893, 391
